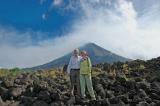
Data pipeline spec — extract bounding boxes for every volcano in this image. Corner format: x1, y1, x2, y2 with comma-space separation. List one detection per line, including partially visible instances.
29, 43, 130, 70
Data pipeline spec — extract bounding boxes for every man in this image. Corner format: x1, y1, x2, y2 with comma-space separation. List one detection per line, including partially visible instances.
67, 49, 82, 96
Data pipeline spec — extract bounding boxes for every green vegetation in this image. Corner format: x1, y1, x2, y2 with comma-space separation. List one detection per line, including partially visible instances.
0, 59, 149, 82
0, 67, 22, 77
34, 69, 68, 79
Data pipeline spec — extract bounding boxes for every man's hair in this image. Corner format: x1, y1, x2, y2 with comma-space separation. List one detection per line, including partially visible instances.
73, 49, 79, 54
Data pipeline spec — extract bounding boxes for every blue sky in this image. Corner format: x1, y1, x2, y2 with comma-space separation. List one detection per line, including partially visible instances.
0, 0, 160, 68
0, 0, 79, 39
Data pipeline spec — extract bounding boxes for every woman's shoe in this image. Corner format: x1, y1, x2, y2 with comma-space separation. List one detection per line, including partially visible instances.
91, 97, 96, 101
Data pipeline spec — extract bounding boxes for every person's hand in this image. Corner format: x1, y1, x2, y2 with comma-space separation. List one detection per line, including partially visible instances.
66, 72, 70, 76
67, 69, 70, 75
64, 71, 69, 76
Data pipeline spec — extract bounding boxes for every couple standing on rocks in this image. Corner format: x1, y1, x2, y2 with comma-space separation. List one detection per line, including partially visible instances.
67, 49, 96, 100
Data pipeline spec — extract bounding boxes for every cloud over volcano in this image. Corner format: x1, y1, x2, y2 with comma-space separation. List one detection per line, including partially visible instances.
0, 0, 160, 68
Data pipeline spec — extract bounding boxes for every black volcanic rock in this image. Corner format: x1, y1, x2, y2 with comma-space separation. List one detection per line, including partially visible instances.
1, 56, 160, 106
0, 71, 158, 106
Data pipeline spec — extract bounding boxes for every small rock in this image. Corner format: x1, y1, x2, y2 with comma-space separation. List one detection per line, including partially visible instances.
67, 96, 75, 106
32, 100, 49, 106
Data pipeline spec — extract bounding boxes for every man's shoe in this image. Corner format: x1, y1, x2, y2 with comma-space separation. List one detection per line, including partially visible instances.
67, 96, 76, 105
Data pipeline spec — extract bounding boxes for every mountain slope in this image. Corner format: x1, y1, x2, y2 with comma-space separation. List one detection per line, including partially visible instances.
29, 43, 130, 70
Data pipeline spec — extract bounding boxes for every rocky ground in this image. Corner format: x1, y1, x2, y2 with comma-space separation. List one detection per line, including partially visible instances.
0, 57, 160, 106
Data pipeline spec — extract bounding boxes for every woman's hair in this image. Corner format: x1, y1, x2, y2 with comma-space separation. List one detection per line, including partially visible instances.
81, 50, 87, 56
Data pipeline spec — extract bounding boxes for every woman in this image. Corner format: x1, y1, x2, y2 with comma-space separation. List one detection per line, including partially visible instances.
80, 51, 96, 100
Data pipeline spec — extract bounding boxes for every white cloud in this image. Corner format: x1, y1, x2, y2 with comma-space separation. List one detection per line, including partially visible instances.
117, 0, 137, 31
1, 0, 160, 68
0, 27, 86, 68
42, 13, 47, 20
52, 0, 62, 6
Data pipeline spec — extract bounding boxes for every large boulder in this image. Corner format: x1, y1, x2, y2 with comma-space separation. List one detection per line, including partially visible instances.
37, 90, 52, 103
33, 80, 48, 92
8, 87, 23, 98
2, 77, 14, 88
20, 96, 37, 106
94, 84, 106, 99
